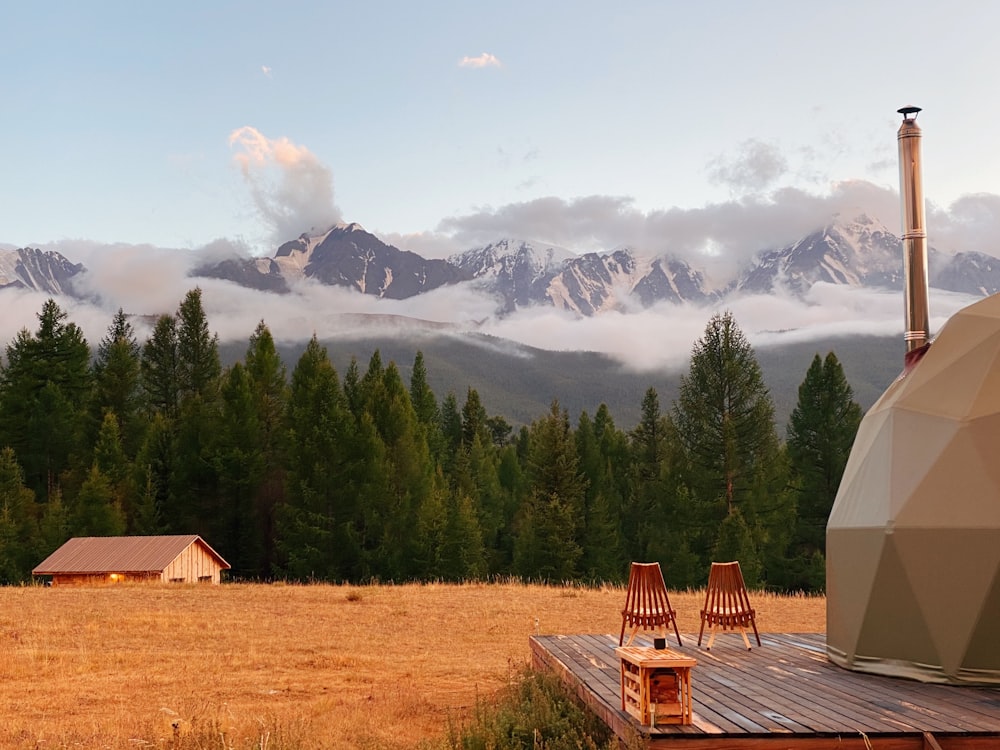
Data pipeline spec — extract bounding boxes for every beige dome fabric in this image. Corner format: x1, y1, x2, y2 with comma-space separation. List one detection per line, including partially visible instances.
827, 293, 1000, 684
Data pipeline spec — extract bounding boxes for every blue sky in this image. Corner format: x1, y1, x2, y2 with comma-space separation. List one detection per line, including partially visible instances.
5, 0, 1000, 262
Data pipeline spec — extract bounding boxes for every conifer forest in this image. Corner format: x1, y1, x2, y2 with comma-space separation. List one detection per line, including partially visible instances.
0, 289, 864, 592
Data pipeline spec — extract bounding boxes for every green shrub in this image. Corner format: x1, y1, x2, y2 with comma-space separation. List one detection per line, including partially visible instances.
441, 665, 628, 750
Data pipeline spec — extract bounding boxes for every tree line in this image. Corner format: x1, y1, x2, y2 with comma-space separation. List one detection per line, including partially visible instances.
0, 289, 863, 591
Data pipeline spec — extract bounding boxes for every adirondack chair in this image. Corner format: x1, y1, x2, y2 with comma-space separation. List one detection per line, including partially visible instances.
698, 561, 761, 650
619, 562, 682, 647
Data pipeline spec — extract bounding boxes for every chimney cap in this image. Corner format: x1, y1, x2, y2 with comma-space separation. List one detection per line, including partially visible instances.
898, 105, 922, 119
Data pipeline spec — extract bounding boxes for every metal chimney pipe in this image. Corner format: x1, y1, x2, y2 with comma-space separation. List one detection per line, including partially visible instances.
897, 105, 930, 356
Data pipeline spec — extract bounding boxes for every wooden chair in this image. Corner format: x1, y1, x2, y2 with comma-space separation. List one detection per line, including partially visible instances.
619, 562, 682, 647
698, 561, 761, 650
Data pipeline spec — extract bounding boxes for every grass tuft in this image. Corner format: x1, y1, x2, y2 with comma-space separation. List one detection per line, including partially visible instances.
439, 666, 629, 750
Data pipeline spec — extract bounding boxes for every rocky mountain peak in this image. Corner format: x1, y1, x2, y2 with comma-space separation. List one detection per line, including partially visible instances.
0, 247, 84, 295
17, 211, 991, 318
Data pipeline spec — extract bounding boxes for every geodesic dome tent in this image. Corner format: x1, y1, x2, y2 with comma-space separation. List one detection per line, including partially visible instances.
827, 292, 1000, 685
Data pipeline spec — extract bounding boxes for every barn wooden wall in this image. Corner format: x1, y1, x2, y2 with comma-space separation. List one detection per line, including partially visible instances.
161, 542, 225, 584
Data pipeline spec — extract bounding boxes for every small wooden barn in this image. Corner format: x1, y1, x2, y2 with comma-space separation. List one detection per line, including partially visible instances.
32, 535, 230, 586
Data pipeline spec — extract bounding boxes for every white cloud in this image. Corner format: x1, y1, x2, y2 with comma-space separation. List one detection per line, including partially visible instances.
472, 283, 979, 374
707, 139, 789, 195
7, 230, 985, 386
929, 193, 1000, 256
433, 181, 904, 284
261, 65, 272, 78
228, 126, 342, 248
68, 242, 201, 318
375, 230, 464, 260
458, 52, 501, 69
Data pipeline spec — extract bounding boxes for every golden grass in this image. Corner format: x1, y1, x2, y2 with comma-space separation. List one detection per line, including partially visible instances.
0, 582, 824, 748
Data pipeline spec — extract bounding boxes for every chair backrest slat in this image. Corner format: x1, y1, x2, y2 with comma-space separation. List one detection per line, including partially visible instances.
619, 561, 680, 646
698, 560, 760, 648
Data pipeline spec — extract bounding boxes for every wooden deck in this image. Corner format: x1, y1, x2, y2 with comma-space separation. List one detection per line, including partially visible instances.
530, 632, 1000, 749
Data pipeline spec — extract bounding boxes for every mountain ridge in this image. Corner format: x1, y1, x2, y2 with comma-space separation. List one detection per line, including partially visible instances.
8, 212, 1000, 313
194, 212, 1000, 311
231, 329, 904, 431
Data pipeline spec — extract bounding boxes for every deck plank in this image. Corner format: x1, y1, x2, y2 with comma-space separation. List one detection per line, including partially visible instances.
531, 633, 1000, 748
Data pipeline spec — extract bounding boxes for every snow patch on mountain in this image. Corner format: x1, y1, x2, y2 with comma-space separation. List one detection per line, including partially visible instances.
0, 252, 23, 288
271, 224, 350, 280
450, 238, 575, 279
0, 248, 84, 295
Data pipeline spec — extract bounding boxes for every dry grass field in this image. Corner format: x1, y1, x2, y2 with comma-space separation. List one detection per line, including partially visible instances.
0, 582, 824, 749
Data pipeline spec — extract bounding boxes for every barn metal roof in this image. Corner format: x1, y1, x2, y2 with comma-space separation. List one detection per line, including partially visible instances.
32, 535, 231, 575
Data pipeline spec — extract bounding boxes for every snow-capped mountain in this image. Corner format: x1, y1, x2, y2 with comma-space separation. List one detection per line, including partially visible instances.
449, 238, 575, 313
631, 256, 718, 308
270, 222, 469, 298
930, 250, 1000, 297
191, 215, 1000, 314
14, 213, 1000, 314
541, 249, 716, 314
731, 214, 1000, 299
0, 247, 84, 295
545, 248, 641, 315
199, 223, 470, 299
446, 239, 712, 314
734, 215, 904, 295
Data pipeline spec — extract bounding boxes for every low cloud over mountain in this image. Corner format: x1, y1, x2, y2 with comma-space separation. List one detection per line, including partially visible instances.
2, 210, 997, 377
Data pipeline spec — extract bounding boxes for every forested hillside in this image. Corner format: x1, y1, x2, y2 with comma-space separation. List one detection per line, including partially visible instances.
0, 290, 866, 592
218, 330, 900, 431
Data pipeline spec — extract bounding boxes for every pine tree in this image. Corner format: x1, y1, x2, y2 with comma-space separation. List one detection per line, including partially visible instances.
415, 480, 448, 578
575, 410, 624, 582
141, 314, 179, 419
450, 432, 506, 574
38, 486, 71, 558
73, 465, 126, 537
416, 477, 485, 581
243, 321, 288, 576
671, 311, 785, 579
132, 465, 164, 535
277, 336, 359, 580
783, 352, 863, 590
170, 391, 221, 535
714, 507, 762, 585
409, 351, 438, 425
244, 322, 287, 439
213, 362, 265, 577
0, 505, 26, 583
176, 287, 221, 401
93, 411, 129, 486
90, 308, 145, 457
594, 404, 631, 520
361, 358, 434, 580
442, 490, 486, 579
410, 351, 445, 464
494, 442, 526, 574
342, 357, 363, 419
133, 412, 174, 532
0, 448, 40, 582
0, 299, 92, 501
627, 388, 670, 562
170, 289, 223, 535
31, 299, 92, 406
461, 388, 490, 448
513, 400, 586, 581
92, 410, 135, 526
486, 415, 513, 448
438, 392, 463, 476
